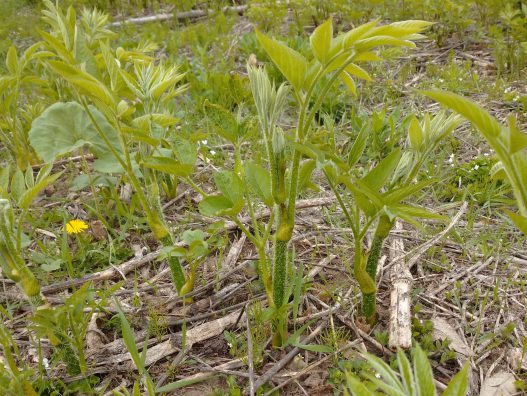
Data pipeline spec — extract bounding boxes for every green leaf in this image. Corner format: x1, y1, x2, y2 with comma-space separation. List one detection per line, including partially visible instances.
41, 259, 62, 272
310, 18, 333, 64
414, 344, 437, 396
419, 90, 501, 142
18, 172, 63, 210
5, 46, 18, 75
244, 162, 273, 207
115, 300, 143, 373
199, 195, 243, 217
396, 349, 415, 396
408, 116, 423, 149
504, 210, 527, 235
383, 178, 436, 204
25, 168, 35, 189
506, 116, 527, 155
363, 374, 407, 396
174, 137, 197, 166
354, 52, 383, 62
340, 72, 357, 96
214, 171, 244, 206
342, 177, 382, 216
355, 36, 416, 51
298, 159, 318, 193
363, 148, 402, 190
362, 353, 404, 391
368, 20, 434, 38
442, 363, 468, 396
0, 165, 10, 196
345, 63, 373, 81
47, 60, 114, 106
293, 342, 333, 353
340, 19, 380, 49
141, 156, 193, 177
347, 126, 368, 167
156, 376, 212, 393
344, 372, 376, 396
133, 113, 180, 128
10, 168, 26, 204
256, 30, 308, 91
29, 102, 121, 163
388, 204, 447, 227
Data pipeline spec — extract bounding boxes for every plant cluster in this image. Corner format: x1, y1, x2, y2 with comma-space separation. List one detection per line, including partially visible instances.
0, 1, 526, 395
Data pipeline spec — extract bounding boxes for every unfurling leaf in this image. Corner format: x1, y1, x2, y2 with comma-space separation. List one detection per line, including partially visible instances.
256, 30, 308, 92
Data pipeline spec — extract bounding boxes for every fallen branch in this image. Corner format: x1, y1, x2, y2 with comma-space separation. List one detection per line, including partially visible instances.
109, 5, 246, 27
388, 220, 412, 350
387, 202, 467, 350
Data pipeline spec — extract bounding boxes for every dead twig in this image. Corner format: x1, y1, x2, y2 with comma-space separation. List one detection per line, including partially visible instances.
109, 6, 246, 27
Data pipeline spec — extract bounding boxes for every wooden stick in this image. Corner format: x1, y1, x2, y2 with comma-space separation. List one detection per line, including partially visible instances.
109, 5, 246, 27
387, 202, 467, 350
388, 220, 412, 350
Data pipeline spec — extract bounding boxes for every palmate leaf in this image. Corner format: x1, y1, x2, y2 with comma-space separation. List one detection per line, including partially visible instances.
256, 29, 308, 92
341, 177, 381, 217
29, 101, 121, 163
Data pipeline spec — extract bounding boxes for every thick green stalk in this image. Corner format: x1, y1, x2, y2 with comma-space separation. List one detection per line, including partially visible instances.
271, 203, 290, 347
257, 245, 274, 306
362, 215, 393, 323
273, 239, 288, 308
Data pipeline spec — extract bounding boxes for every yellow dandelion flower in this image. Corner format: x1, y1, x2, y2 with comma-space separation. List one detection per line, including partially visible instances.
66, 219, 89, 235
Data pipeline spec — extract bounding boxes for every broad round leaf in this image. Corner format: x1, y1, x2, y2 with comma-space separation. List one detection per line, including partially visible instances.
29, 101, 121, 163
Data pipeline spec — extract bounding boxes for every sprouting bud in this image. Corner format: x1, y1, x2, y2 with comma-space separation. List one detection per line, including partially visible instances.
248, 53, 258, 68
0, 199, 12, 228
117, 100, 129, 117
272, 127, 286, 156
